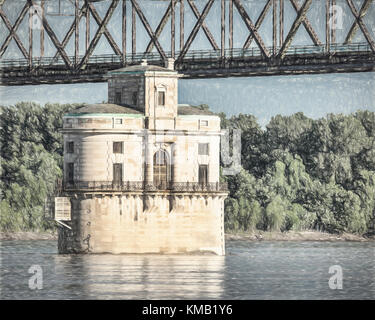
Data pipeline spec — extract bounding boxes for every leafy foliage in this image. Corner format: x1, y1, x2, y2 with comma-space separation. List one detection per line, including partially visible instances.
0, 102, 79, 231
222, 110, 375, 235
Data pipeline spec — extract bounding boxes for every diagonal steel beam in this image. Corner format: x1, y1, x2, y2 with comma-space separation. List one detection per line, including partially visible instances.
52, 4, 85, 62
88, 2, 122, 56
278, 0, 312, 59
78, 0, 119, 69
187, 0, 219, 50
0, 3, 30, 59
290, 0, 322, 46
345, 0, 375, 52
344, 0, 374, 47
130, 0, 167, 60
243, 0, 272, 49
233, 0, 270, 58
144, 1, 172, 53
178, 0, 215, 60
27, 0, 72, 68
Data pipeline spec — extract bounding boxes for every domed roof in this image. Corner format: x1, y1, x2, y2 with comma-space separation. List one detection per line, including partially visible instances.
66, 103, 142, 115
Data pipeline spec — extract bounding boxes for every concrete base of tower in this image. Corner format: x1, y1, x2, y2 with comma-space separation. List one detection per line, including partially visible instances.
57, 192, 226, 255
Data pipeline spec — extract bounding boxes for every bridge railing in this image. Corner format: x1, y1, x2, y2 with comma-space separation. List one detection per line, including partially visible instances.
0, 42, 372, 69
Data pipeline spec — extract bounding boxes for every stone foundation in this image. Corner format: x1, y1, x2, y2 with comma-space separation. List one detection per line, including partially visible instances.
58, 193, 226, 255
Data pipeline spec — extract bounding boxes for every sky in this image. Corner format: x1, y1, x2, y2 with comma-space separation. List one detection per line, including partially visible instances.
0, 0, 374, 126
1, 72, 374, 127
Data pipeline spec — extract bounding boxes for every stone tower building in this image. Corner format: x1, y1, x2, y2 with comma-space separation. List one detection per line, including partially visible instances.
57, 60, 228, 255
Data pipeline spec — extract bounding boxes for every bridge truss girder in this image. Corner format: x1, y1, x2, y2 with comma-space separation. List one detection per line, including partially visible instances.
0, 0, 374, 85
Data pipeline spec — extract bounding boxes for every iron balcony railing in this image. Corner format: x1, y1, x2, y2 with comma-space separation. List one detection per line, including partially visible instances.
0, 42, 372, 69
62, 181, 228, 192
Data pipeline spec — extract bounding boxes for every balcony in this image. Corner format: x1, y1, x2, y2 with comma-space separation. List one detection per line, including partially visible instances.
61, 181, 228, 193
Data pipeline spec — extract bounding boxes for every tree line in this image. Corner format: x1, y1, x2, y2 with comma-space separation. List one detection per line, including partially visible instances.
219, 110, 375, 235
1, 102, 374, 235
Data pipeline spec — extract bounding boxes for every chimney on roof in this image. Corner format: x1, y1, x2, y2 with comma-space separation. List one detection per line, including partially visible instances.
165, 58, 175, 70
141, 59, 148, 66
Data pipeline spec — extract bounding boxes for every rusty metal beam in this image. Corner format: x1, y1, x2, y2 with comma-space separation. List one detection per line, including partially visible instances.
75, 0, 79, 66
243, 0, 272, 49
131, 0, 167, 60
229, 0, 233, 50
132, 1, 136, 56
233, 0, 270, 58
29, 5, 32, 67
178, 0, 215, 60
344, 0, 373, 45
86, 0, 90, 51
171, 0, 175, 58
180, 0, 184, 51
187, 0, 219, 51
221, 0, 225, 58
279, 0, 283, 47
278, 0, 312, 59
145, 1, 172, 53
78, 0, 119, 69
27, 0, 72, 68
290, 0, 322, 46
326, 0, 330, 52
0, 3, 30, 59
88, 2, 122, 57
40, 0, 44, 57
346, 0, 375, 52
331, 0, 336, 44
273, 0, 277, 55
122, 0, 126, 64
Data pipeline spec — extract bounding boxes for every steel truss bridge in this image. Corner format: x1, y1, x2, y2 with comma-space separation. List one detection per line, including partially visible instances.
0, 0, 374, 86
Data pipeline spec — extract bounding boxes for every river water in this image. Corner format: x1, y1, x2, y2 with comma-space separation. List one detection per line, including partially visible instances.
0, 240, 374, 300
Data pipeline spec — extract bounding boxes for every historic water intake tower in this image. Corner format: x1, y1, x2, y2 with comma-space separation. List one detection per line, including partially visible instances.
56, 59, 228, 255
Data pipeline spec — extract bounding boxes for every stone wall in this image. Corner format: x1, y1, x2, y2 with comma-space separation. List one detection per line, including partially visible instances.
59, 193, 226, 255
64, 130, 221, 184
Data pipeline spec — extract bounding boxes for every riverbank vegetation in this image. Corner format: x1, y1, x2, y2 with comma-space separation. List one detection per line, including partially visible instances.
0, 102, 79, 232
220, 111, 375, 236
1, 103, 374, 236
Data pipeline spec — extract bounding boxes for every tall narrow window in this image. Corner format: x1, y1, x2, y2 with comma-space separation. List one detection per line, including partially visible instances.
198, 143, 209, 155
67, 141, 74, 153
113, 163, 123, 184
113, 142, 123, 154
67, 163, 74, 183
198, 165, 208, 185
115, 92, 121, 104
153, 150, 169, 189
158, 91, 165, 106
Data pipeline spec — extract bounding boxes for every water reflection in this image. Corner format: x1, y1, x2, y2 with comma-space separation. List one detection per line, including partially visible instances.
53, 254, 225, 299
1, 240, 374, 299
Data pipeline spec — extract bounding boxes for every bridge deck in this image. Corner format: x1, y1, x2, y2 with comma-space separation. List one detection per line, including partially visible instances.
1, 43, 374, 86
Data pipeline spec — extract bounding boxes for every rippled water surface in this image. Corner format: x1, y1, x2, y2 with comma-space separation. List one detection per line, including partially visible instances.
0, 240, 374, 299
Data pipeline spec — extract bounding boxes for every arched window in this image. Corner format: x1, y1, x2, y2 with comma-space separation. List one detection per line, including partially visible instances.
153, 150, 169, 188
